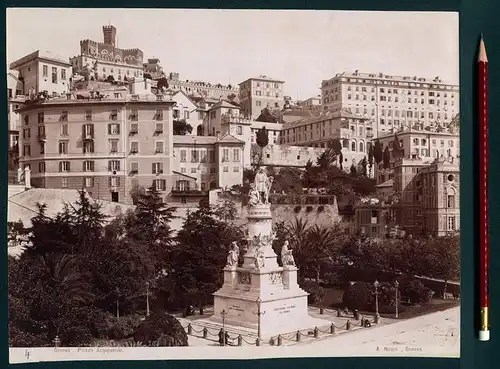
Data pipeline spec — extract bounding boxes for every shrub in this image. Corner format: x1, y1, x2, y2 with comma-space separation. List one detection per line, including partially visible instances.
133, 311, 188, 347
342, 282, 371, 310
109, 314, 143, 340
317, 206, 325, 213
399, 278, 433, 305
294, 206, 301, 213
301, 281, 325, 305
306, 206, 314, 213
91, 311, 118, 339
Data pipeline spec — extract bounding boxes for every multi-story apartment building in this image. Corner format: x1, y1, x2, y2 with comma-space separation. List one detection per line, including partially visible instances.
70, 25, 144, 82
420, 156, 460, 236
17, 87, 175, 203
250, 122, 283, 145
166, 72, 238, 100
374, 124, 460, 185
143, 58, 164, 79
280, 109, 374, 172
321, 71, 459, 136
355, 155, 460, 237
7, 72, 26, 149
9, 50, 73, 97
171, 90, 205, 135
238, 75, 285, 119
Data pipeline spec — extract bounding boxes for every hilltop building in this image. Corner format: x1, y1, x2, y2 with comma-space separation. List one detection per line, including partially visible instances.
166, 72, 238, 101
321, 71, 459, 136
238, 75, 285, 119
70, 25, 144, 82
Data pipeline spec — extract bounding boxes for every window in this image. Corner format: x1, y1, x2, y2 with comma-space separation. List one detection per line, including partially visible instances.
85, 110, 92, 121
130, 109, 138, 121
130, 162, 138, 174
60, 111, 68, 122
237, 126, 243, 135
38, 162, 46, 172
43, 65, 48, 77
38, 112, 44, 123
191, 168, 197, 174
209, 167, 216, 174
52, 67, 58, 83
23, 145, 31, 156
130, 142, 138, 154
61, 69, 66, 80
222, 149, 229, 162
109, 140, 118, 153
83, 160, 94, 172
191, 149, 199, 163
180, 150, 187, 162
447, 216, 456, 231
152, 162, 164, 174
108, 123, 120, 135
59, 141, 68, 154
233, 166, 240, 172
130, 123, 139, 135
155, 108, 163, 121
60, 124, 68, 136
109, 177, 120, 188
155, 141, 163, 154
233, 148, 240, 162
184, 111, 190, 120
110, 110, 118, 121
209, 150, 215, 163
449, 140, 454, 147
61, 177, 68, 188
83, 177, 94, 188
351, 142, 356, 151
440, 140, 445, 147
223, 166, 229, 172
155, 123, 163, 133
108, 160, 121, 171
59, 161, 70, 172
153, 179, 166, 191
83, 124, 94, 138
447, 194, 455, 208
83, 141, 95, 153
22, 128, 31, 139
256, 101, 262, 107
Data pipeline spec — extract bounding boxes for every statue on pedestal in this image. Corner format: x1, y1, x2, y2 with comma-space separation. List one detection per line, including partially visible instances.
254, 246, 265, 269
226, 241, 240, 268
253, 168, 273, 205
281, 240, 296, 267
248, 184, 260, 207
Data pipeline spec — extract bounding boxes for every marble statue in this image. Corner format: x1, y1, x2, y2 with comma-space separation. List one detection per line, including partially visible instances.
254, 245, 265, 269
226, 241, 240, 268
248, 183, 260, 207
281, 240, 296, 267
253, 168, 272, 205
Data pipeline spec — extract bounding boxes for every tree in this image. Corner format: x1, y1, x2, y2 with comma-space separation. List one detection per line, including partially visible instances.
133, 311, 188, 346
255, 126, 270, 165
157, 77, 169, 91
256, 107, 278, 123
143, 73, 152, 80
328, 138, 343, 156
168, 199, 244, 309
213, 198, 239, 223
316, 149, 338, 170
173, 120, 193, 135
373, 139, 383, 164
393, 133, 404, 159
427, 235, 460, 297
227, 93, 236, 102
106, 75, 115, 83
342, 282, 371, 310
382, 146, 391, 169
129, 183, 147, 205
360, 157, 368, 177
368, 145, 374, 176
349, 164, 357, 176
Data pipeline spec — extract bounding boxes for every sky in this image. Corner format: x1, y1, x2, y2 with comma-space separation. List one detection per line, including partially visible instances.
6, 8, 459, 100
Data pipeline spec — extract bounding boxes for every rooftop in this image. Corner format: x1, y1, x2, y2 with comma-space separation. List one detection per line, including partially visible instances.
239, 75, 285, 85
282, 109, 369, 129
10, 50, 71, 69
322, 71, 458, 87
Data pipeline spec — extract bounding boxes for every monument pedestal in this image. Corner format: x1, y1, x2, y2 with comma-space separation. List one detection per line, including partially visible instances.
211, 202, 324, 339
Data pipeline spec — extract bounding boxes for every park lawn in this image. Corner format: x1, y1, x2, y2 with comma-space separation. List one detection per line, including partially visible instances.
317, 286, 460, 320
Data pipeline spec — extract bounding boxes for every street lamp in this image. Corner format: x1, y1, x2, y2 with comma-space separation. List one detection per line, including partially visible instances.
253, 297, 266, 342
146, 282, 150, 317
115, 287, 120, 319
394, 280, 400, 318
373, 280, 380, 323
220, 309, 227, 347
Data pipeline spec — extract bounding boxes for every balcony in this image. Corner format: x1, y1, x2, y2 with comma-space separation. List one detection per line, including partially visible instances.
171, 187, 207, 196
82, 132, 94, 141
37, 133, 46, 142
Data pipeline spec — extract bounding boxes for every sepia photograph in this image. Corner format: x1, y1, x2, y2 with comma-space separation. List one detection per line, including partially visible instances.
6, 8, 460, 363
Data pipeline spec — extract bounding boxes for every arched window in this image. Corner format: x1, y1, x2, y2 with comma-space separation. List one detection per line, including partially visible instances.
359, 142, 364, 152
351, 141, 356, 151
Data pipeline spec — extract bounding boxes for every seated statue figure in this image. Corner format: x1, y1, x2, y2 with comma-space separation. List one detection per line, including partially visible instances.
281, 240, 296, 267
226, 241, 239, 268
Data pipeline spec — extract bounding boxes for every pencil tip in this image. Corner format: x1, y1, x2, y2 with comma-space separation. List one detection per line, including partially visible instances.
480, 32, 484, 40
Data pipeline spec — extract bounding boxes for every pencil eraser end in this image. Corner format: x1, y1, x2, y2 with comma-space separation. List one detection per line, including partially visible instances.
479, 330, 490, 341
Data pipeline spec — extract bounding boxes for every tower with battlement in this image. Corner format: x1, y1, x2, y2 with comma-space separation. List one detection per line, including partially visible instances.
103, 25, 117, 47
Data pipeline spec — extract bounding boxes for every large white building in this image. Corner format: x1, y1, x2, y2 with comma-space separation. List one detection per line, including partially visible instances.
321, 71, 459, 136
238, 75, 285, 119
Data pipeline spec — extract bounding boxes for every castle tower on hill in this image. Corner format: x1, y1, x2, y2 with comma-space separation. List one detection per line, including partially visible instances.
103, 25, 117, 47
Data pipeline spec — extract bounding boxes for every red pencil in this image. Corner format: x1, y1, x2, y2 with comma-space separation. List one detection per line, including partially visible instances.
478, 34, 490, 342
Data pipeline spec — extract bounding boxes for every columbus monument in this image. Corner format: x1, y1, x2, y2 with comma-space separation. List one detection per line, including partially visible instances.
210, 168, 326, 339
